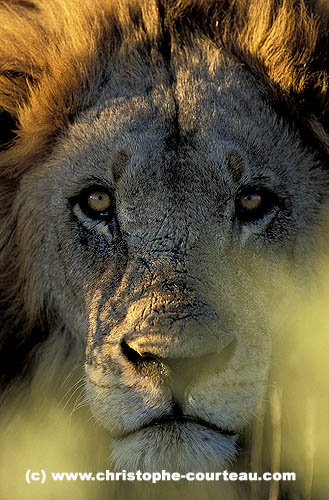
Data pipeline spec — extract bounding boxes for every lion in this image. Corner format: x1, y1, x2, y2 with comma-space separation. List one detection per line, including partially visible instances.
0, 0, 328, 499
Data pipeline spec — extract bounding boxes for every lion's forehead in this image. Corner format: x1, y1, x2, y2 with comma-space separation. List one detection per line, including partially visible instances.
63, 45, 316, 208
76, 52, 270, 150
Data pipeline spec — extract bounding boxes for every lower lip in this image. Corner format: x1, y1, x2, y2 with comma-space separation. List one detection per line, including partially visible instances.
141, 416, 237, 437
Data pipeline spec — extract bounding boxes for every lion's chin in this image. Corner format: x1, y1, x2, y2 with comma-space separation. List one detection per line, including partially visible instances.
111, 422, 237, 473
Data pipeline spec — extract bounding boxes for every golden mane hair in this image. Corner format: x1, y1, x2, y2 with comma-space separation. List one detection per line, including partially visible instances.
1, 0, 329, 174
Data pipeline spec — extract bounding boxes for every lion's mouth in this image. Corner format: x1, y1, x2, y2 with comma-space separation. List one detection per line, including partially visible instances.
119, 399, 238, 438
124, 414, 237, 438
147, 415, 237, 436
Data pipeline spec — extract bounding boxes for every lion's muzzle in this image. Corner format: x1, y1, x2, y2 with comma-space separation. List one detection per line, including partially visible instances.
120, 335, 237, 404
85, 256, 269, 471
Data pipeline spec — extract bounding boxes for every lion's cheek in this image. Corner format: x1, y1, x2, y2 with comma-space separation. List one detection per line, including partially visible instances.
187, 380, 267, 431
187, 354, 271, 430
84, 367, 172, 436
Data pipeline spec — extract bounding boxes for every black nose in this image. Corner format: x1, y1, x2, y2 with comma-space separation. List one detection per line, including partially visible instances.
120, 337, 236, 402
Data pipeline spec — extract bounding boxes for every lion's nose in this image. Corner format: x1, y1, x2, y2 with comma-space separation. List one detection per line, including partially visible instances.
120, 337, 236, 402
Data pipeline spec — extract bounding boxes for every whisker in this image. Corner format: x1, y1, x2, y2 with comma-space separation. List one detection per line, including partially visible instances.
69, 392, 89, 418
74, 400, 89, 412
60, 364, 82, 389
59, 375, 85, 406
61, 379, 85, 412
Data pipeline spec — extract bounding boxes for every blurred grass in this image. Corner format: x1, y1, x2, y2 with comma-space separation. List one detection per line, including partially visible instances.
0, 387, 112, 500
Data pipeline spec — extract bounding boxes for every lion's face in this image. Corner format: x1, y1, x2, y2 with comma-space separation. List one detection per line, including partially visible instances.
17, 45, 328, 472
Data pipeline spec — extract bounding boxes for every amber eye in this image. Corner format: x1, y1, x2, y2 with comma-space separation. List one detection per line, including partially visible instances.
239, 193, 262, 211
236, 189, 278, 222
72, 186, 113, 220
87, 191, 111, 213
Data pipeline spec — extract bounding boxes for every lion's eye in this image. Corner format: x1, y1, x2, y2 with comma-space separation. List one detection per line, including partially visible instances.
239, 194, 262, 211
73, 186, 113, 220
236, 189, 278, 222
87, 191, 111, 213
